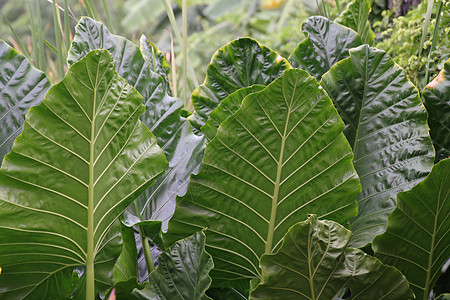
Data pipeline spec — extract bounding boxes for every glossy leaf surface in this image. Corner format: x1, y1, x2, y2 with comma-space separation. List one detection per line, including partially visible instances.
132, 231, 213, 300
321, 45, 434, 248
289, 16, 363, 80
0, 41, 51, 164
166, 69, 360, 289
0, 50, 168, 298
201, 85, 264, 141
140, 35, 171, 94
69, 16, 205, 232
189, 37, 291, 130
373, 159, 450, 300
422, 58, 450, 162
335, 0, 375, 45
250, 215, 414, 299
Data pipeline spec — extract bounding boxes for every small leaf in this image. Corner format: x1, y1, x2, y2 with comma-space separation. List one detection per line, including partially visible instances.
250, 215, 414, 299
289, 16, 363, 80
373, 159, 450, 300
132, 231, 213, 300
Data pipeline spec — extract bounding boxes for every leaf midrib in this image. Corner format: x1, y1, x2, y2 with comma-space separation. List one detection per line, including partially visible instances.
265, 75, 298, 254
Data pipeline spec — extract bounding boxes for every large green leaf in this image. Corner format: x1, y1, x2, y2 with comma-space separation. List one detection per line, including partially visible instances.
188, 37, 291, 130
68, 17, 205, 232
335, 0, 375, 46
0, 50, 168, 299
422, 58, 450, 163
0, 41, 51, 164
321, 44, 434, 248
289, 16, 363, 80
132, 231, 213, 300
166, 69, 360, 290
201, 85, 265, 141
250, 215, 414, 299
373, 159, 450, 300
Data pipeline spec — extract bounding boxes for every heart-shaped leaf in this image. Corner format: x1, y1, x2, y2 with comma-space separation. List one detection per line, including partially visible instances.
289, 16, 363, 80
188, 37, 291, 130
335, 0, 375, 46
69, 17, 206, 233
373, 159, 450, 300
422, 58, 450, 163
0, 41, 51, 164
166, 69, 360, 290
250, 215, 414, 299
132, 231, 213, 300
0, 50, 167, 298
321, 45, 434, 248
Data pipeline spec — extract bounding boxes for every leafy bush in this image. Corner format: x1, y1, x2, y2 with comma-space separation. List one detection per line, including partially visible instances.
374, 0, 450, 87
0, 2, 449, 299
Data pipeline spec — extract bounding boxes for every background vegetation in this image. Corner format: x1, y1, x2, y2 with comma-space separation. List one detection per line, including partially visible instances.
1, 0, 448, 103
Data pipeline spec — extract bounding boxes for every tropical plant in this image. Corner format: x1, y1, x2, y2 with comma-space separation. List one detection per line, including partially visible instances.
0, 2, 449, 299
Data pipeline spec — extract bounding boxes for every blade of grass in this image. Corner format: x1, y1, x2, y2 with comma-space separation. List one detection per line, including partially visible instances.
182, 0, 187, 106
36, 0, 46, 71
52, 0, 65, 78
44, 38, 58, 54
418, 0, 435, 58
335, 0, 341, 14
101, 0, 114, 33
425, 0, 443, 85
161, 0, 199, 90
83, 0, 99, 20
166, 29, 178, 98
28, 1, 39, 67
64, 0, 71, 54
0, 11, 32, 60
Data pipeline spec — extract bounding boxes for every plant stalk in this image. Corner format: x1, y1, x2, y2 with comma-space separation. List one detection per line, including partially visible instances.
418, 0, 435, 58
182, 0, 188, 106
86, 75, 98, 300
0, 11, 31, 60
52, 0, 65, 78
425, 0, 443, 85
133, 202, 156, 275
28, 1, 39, 67
161, 0, 199, 89
64, 0, 71, 54
335, 0, 341, 14
101, 0, 114, 33
36, 0, 46, 71
139, 226, 156, 274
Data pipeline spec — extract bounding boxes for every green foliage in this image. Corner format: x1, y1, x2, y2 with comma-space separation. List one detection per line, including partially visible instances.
373, 158, 450, 300
374, 0, 450, 87
1, 3, 450, 299
251, 215, 413, 299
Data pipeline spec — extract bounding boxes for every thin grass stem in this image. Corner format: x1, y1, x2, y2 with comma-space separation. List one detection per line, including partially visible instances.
28, 1, 39, 67
425, 0, 443, 85
52, 0, 65, 78
0, 11, 31, 60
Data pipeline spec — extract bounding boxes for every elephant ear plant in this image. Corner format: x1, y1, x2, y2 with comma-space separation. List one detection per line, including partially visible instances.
0, 50, 168, 298
1, 5, 450, 299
